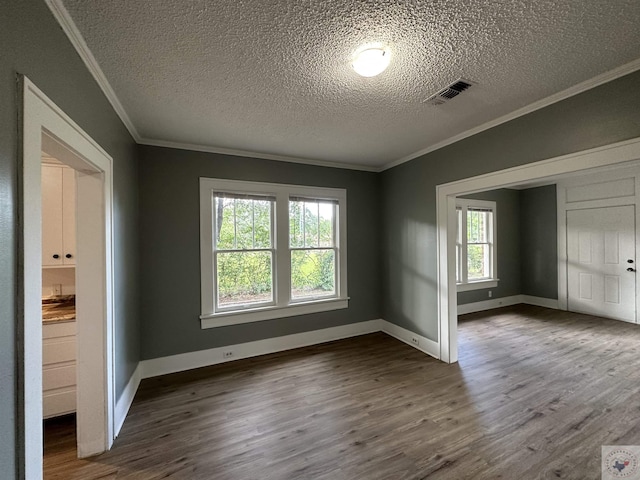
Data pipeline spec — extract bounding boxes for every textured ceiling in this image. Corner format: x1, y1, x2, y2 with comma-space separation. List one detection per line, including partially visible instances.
60, 0, 640, 168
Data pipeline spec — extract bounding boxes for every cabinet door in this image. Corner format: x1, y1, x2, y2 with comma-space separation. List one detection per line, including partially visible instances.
42, 166, 64, 266
43, 322, 77, 418
62, 167, 76, 265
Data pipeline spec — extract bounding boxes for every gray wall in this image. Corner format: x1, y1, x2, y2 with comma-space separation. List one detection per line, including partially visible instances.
382, 70, 640, 341
138, 145, 381, 360
1, 2, 140, 477
1, 2, 637, 475
456, 185, 559, 305
457, 189, 522, 305
520, 185, 558, 299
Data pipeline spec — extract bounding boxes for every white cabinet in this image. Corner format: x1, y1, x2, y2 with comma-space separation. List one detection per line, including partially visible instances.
42, 165, 76, 267
43, 321, 77, 418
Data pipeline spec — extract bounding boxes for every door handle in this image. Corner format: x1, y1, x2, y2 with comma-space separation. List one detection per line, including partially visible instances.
627, 268, 636, 272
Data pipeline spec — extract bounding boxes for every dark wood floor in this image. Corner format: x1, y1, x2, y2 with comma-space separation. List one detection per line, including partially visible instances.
44, 305, 640, 479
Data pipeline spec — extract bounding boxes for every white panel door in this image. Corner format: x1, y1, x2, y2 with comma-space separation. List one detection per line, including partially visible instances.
567, 205, 636, 323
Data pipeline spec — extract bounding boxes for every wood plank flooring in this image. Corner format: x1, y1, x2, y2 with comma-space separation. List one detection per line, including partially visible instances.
44, 305, 640, 479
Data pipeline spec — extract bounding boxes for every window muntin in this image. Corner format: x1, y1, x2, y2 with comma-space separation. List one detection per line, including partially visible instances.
289, 198, 337, 300
200, 178, 348, 327
456, 199, 497, 288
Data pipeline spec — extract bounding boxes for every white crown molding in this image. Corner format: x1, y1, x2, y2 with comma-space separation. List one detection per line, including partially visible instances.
45, 0, 141, 142
382, 57, 640, 171
45, 0, 380, 173
46, 0, 640, 174
138, 138, 381, 172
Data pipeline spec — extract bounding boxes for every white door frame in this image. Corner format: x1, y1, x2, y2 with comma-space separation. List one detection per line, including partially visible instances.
436, 136, 640, 364
20, 77, 115, 478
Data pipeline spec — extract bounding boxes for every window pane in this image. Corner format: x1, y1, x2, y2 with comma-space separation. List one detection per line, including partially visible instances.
319, 203, 335, 247
291, 249, 335, 298
456, 245, 461, 283
289, 200, 304, 248
215, 197, 236, 249
215, 197, 272, 250
456, 208, 462, 244
467, 244, 490, 280
290, 200, 335, 248
217, 251, 272, 307
304, 202, 319, 247
467, 210, 490, 243
235, 199, 254, 249
253, 200, 272, 248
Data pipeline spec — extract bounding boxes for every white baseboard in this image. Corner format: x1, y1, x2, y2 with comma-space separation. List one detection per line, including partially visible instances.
78, 438, 111, 459
139, 319, 445, 381
457, 294, 559, 315
116, 301, 563, 431
380, 320, 440, 360
457, 295, 522, 314
114, 362, 141, 438
520, 295, 559, 309
140, 319, 383, 379
116, 319, 442, 433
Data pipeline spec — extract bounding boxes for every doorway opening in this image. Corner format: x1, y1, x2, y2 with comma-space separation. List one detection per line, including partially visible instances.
20, 78, 115, 479
437, 137, 640, 364
41, 149, 79, 459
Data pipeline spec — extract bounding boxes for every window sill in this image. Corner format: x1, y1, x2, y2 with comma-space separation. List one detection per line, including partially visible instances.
200, 297, 350, 329
457, 280, 498, 292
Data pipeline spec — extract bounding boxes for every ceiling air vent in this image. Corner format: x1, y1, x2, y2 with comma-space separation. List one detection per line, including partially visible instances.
423, 78, 475, 106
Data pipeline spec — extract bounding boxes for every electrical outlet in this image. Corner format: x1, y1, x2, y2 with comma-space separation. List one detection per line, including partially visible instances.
223, 350, 234, 359
411, 337, 419, 346
488, 290, 492, 298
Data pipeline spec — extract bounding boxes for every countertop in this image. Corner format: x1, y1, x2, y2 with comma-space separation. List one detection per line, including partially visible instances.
42, 295, 76, 323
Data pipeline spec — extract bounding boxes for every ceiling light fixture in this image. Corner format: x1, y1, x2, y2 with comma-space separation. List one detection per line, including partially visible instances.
352, 47, 391, 77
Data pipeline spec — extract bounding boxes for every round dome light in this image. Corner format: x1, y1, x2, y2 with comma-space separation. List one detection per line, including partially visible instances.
352, 47, 391, 77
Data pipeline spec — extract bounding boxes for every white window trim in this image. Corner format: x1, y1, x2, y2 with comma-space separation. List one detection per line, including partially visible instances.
456, 198, 498, 292
200, 178, 348, 328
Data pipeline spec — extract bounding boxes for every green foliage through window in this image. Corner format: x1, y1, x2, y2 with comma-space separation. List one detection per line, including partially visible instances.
215, 196, 273, 306
456, 203, 494, 284
290, 199, 336, 298
217, 251, 272, 306
466, 209, 491, 279
291, 250, 335, 298
216, 198, 271, 250
213, 195, 338, 306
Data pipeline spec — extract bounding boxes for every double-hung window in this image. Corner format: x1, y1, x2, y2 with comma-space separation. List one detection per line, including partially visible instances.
213, 192, 275, 310
456, 198, 498, 291
289, 197, 338, 300
200, 178, 348, 328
